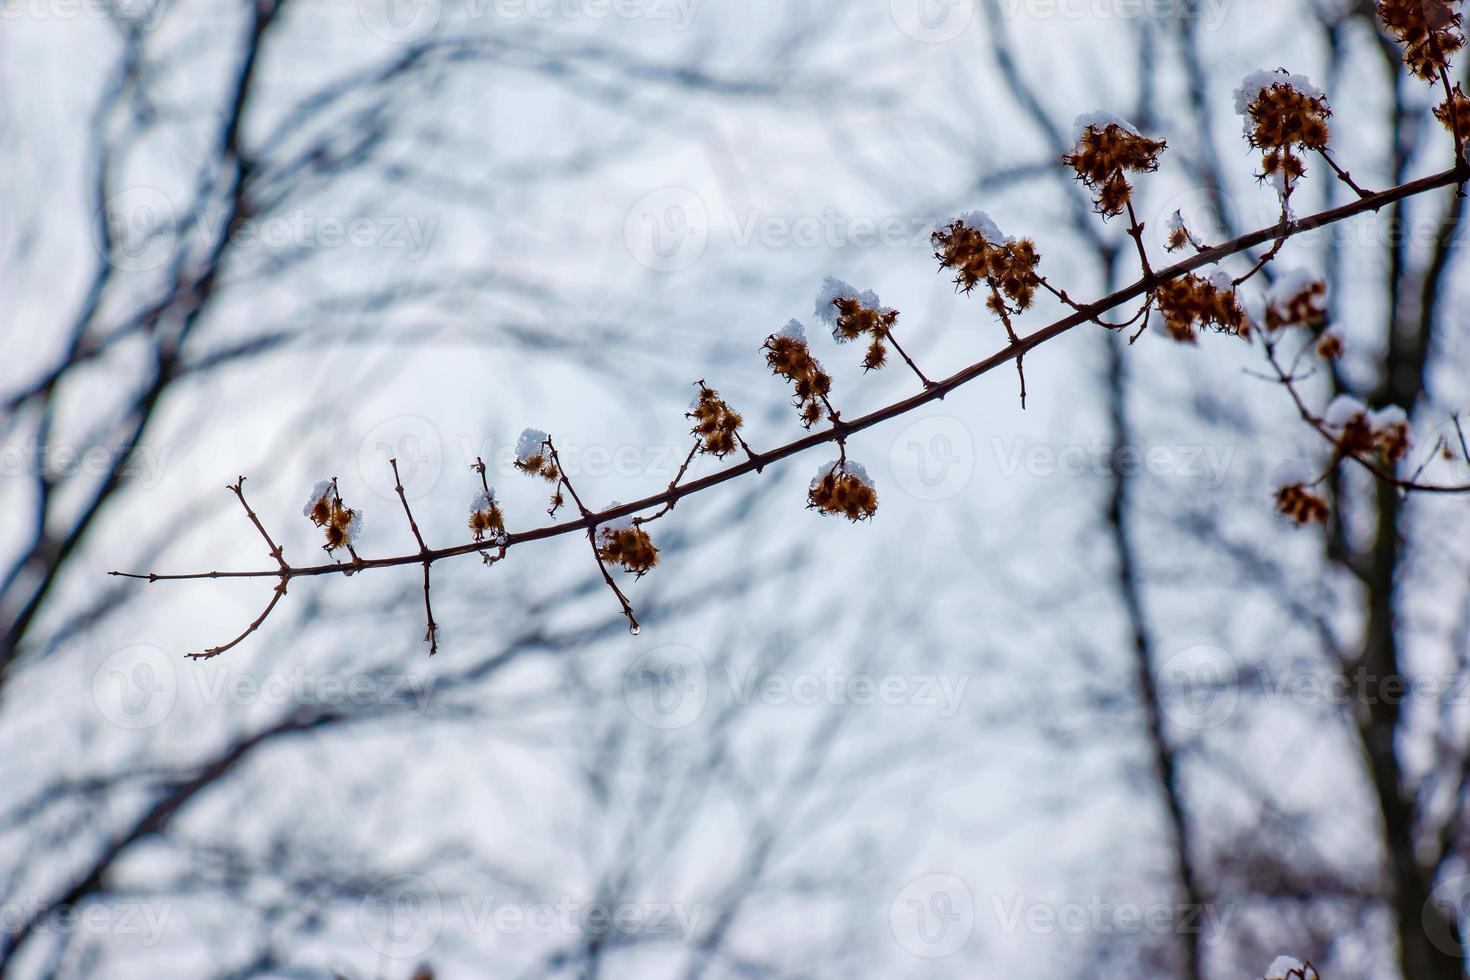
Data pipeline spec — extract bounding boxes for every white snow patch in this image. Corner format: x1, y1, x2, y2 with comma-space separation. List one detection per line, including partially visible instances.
515, 428, 549, 463
342, 510, 363, 546
1371, 404, 1408, 429
1234, 69, 1326, 124
814, 277, 884, 326
811, 459, 873, 490
1070, 109, 1143, 148
302, 479, 334, 518
814, 277, 887, 338
1206, 266, 1236, 293
601, 502, 635, 533
939, 209, 1013, 246
1324, 394, 1367, 427
776, 318, 807, 343
470, 489, 497, 515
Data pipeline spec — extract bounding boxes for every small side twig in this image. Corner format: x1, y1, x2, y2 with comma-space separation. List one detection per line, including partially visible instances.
544, 436, 641, 634
635, 443, 699, 526
883, 328, 936, 389
389, 458, 438, 655
187, 477, 290, 660
1124, 199, 1156, 283
1318, 148, 1374, 199
473, 457, 508, 566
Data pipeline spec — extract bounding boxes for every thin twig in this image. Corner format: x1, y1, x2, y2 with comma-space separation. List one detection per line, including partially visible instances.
1318, 148, 1374, 198
185, 479, 291, 660
473, 456, 508, 566
883, 328, 935, 389
635, 443, 699, 526
389, 458, 437, 655
186, 581, 288, 661
986, 281, 1028, 407
544, 436, 641, 634
230, 476, 287, 571
1124, 199, 1156, 283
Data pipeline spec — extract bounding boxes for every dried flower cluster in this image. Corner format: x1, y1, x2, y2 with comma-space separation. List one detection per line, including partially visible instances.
816, 278, 899, 372
931, 211, 1041, 313
468, 489, 505, 542
302, 479, 362, 555
1265, 269, 1328, 331
1325, 397, 1412, 464
807, 460, 878, 522
1164, 210, 1206, 254
1315, 330, 1345, 360
1435, 82, 1470, 142
514, 428, 564, 513
597, 511, 659, 577
1275, 482, 1331, 526
687, 383, 744, 457
1379, 0, 1465, 80
513, 428, 557, 481
1234, 70, 1332, 207
1063, 112, 1167, 218
764, 320, 834, 428
1152, 271, 1249, 343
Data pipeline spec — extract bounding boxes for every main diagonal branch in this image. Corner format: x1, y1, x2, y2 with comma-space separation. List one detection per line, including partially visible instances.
112, 165, 1468, 595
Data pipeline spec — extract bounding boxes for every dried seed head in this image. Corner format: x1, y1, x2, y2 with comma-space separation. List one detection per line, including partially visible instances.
1152, 270, 1250, 343
931, 212, 1041, 310
597, 510, 659, 577
1379, 0, 1465, 81
1063, 113, 1167, 218
1164, 210, 1204, 253
1434, 83, 1470, 142
807, 460, 878, 522
303, 479, 334, 526
814, 278, 902, 372
1315, 331, 1345, 360
765, 320, 834, 429
1234, 70, 1332, 205
1266, 269, 1329, 331
303, 478, 362, 555
1324, 397, 1412, 464
513, 428, 560, 482
1275, 483, 1330, 526
468, 489, 505, 542
687, 383, 744, 457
